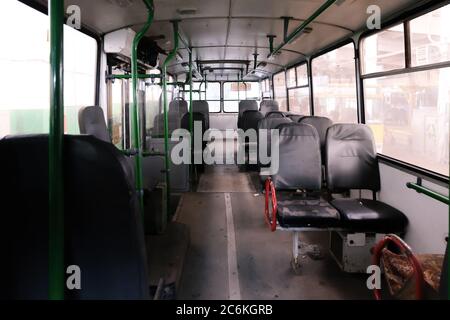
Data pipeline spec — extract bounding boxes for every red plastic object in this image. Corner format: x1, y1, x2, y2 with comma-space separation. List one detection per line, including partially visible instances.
372, 234, 424, 300
264, 178, 277, 232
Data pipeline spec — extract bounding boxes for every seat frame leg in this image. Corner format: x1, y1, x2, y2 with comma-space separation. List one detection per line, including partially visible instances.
291, 231, 301, 274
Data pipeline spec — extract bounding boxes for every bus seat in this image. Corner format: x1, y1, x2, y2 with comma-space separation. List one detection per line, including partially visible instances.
78, 106, 111, 143
192, 100, 210, 130
169, 99, 188, 116
238, 100, 258, 117
257, 117, 292, 168
241, 110, 264, 132
0, 135, 149, 299
153, 100, 189, 137
326, 124, 408, 233
78, 106, 164, 191
272, 123, 340, 229
260, 100, 279, 116
237, 100, 258, 129
299, 116, 333, 160
286, 114, 306, 122
265, 111, 286, 119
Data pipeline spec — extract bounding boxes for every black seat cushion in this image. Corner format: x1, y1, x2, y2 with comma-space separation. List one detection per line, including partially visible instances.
276, 193, 340, 229
331, 198, 408, 233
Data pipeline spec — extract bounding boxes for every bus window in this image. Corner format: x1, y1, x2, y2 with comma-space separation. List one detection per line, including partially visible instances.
363, 6, 450, 176
273, 72, 287, 111
0, 0, 97, 138
205, 82, 221, 113
410, 6, 450, 67
286, 68, 296, 88
361, 25, 405, 74
312, 43, 358, 123
287, 64, 310, 115
289, 87, 310, 115
262, 78, 273, 99
223, 82, 260, 112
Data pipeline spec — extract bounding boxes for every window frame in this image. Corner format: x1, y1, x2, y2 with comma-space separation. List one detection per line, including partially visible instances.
358, 2, 450, 182
222, 80, 261, 113
310, 40, 359, 124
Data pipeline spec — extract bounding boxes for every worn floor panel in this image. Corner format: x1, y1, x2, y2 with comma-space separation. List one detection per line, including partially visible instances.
177, 192, 229, 300
176, 164, 373, 300
197, 165, 256, 193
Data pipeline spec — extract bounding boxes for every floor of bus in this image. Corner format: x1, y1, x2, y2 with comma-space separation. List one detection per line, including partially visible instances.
174, 142, 373, 300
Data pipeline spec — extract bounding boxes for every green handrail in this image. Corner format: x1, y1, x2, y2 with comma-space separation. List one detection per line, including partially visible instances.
48, 0, 65, 300
406, 182, 449, 205
162, 21, 180, 215
188, 50, 194, 180
108, 74, 161, 80
268, 0, 337, 59
131, 0, 155, 218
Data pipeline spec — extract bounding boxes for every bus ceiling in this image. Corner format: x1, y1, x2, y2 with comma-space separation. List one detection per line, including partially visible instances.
28, 0, 437, 79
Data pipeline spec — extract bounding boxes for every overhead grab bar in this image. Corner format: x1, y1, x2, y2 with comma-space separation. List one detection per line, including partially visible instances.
267, 0, 338, 59
131, 0, 155, 219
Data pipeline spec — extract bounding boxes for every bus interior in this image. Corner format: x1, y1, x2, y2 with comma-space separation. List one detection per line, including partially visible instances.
0, 0, 449, 301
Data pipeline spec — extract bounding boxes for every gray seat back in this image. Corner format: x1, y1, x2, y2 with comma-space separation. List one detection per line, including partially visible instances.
169, 99, 188, 117
287, 114, 306, 122
241, 110, 264, 131
0, 135, 149, 299
257, 117, 292, 164
272, 123, 322, 190
326, 124, 380, 192
266, 111, 286, 119
260, 100, 279, 116
238, 100, 258, 117
192, 100, 210, 130
299, 116, 333, 159
78, 106, 111, 143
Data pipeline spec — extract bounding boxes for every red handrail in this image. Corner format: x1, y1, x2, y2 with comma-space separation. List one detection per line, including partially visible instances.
264, 178, 277, 232
372, 234, 424, 300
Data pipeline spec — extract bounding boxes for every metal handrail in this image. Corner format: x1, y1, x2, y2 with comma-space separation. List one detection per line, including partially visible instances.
406, 182, 449, 205
131, 0, 155, 218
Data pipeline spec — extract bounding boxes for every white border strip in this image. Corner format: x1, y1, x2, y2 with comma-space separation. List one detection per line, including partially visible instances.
224, 193, 241, 300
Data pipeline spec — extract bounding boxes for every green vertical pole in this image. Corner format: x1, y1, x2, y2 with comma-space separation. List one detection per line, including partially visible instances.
188, 50, 194, 179
163, 21, 179, 214
48, 0, 65, 300
131, 0, 154, 219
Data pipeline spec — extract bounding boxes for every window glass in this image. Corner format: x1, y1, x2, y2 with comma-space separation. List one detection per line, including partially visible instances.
296, 64, 308, 86
111, 80, 123, 147
206, 82, 221, 113
312, 43, 358, 123
288, 87, 310, 115
287, 68, 296, 88
273, 72, 287, 111
223, 82, 260, 112
410, 6, 450, 67
262, 78, 273, 99
364, 68, 450, 176
0, 0, 97, 137
361, 25, 405, 74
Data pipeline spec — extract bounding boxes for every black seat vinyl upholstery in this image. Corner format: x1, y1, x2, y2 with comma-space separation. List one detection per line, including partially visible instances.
153, 100, 188, 136
272, 123, 340, 229
238, 100, 258, 129
326, 124, 408, 233
241, 110, 264, 132
266, 111, 286, 119
257, 117, 292, 166
331, 198, 408, 233
299, 116, 333, 159
0, 135, 149, 299
192, 100, 210, 130
287, 114, 305, 122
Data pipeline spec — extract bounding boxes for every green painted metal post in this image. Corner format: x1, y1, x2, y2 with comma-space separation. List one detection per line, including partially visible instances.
131, 0, 154, 219
188, 50, 194, 180
48, 0, 65, 300
163, 21, 180, 214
